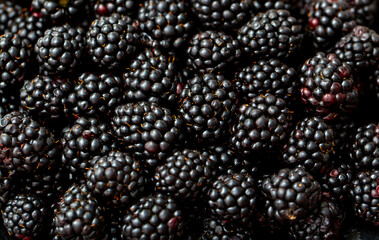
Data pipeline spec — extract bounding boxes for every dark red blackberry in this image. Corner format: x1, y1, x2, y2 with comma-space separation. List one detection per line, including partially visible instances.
306, 0, 356, 49
121, 194, 184, 239
178, 73, 237, 144
2, 193, 46, 240
111, 101, 182, 168
230, 93, 292, 155
321, 163, 353, 203
137, 0, 192, 49
200, 217, 255, 240
233, 58, 297, 101
0, 1, 22, 35
349, 0, 377, 27
86, 14, 138, 70
186, 30, 241, 74
261, 167, 322, 224
35, 25, 85, 76
237, 9, 303, 59
0, 88, 19, 119
283, 117, 335, 175
86, 151, 145, 206
350, 170, 379, 225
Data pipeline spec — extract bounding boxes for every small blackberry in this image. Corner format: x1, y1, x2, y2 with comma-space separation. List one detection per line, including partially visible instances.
200, 217, 255, 240
92, 0, 139, 17
0, 1, 22, 35
321, 163, 353, 203
0, 88, 19, 119
350, 0, 378, 27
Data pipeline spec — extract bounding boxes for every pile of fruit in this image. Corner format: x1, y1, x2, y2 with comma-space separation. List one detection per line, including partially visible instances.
1, 0, 378, 239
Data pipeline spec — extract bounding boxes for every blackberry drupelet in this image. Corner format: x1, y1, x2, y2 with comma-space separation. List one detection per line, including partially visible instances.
121, 194, 184, 239
0, 1, 22, 35
35, 25, 85, 76
178, 73, 237, 144
0, 89, 18, 119
282, 116, 335, 174
200, 217, 255, 240
2, 193, 46, 240
92, 0, 139, 17
321, 163, 353, 203
111, 101, 182, 168
186, 30, 241, 74
261, 167, 322, 224
350, 0, 377, 27
86, 151, 145, 206
237, 9, 303, 59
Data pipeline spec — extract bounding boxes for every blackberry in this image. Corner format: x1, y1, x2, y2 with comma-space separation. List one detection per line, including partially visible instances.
233, 58, 297, 101
251, 0, 298, 13
237, 9, 303, 59
86, 151, 145, 206
0, 33, 29, 90
35, 25, 85, 76
178, 73, 237, 144
299, 52, 359, 120
350, 0, 378, 27
283, 117, 335, 175
0, 88, 18, 119
349, 123, 379, 171
321, 163, 353, 203
137, 0, 192, 49
111, 101, 182, 168
331, 119, 356, 158
92, 0, 139, 17
121, 194, 184, 239
306, 0, 356, 50
350, 170, 379, 225
186, 30, 241, 74
207, 172, 257, 224
0, 169, 15, 210
0, 1, 22, 35
53, 184, 106, 240
200, 217, 255, 240
86, 14, 139, 70
261, 167, 322, 224
230, 93, 292, 155
190, 0, 253, 31
2, 193, 46, 240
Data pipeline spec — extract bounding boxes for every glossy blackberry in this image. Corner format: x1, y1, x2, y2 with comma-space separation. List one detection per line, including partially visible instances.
321, 163, 353, 203
190, 0, 252, 31
350, 170, 379, 225
137, 0, 192, 49
261, 167, 322, 224
178, 73, 237, 144
0, 111, 59, 174
35, 25, 85, 76
0, 33, 29, 90
200, 217, 255, 240
306, 0, 356, 49
123, 48, 178, 105
233, 58, 297, 101
111, 101, 182, 168
53, 184, 106, 240
86, 14, 138, 70
186, 30, 241, 74
0, 88, 18, 119
61, 117, 114, 176
92, 0, 139, 17
350, 0, 377, 27
0, 1, 22, 35
230, 93, 292, 155
333, 25, 379, 73
349, 123, 379, 171
283, 117, 335, 174
237, 9, 303, 59
2, 193, 46, 240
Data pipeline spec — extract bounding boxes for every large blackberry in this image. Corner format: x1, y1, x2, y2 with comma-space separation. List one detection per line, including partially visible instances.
0, 1, 22, 35
237, 9, 303, 59
86, 14, 138, 70
35, 25, 85, 76
321, 163, 353, 203
230, 93, 292, 155
178, 73, 237, 144
0, 89, 18, 119
111, 101, 182, 168
200, 217, 255, 240
92, 0, 139, 17
350, 0, 377, 27
282, 117, 335, 174
137, 0, 192, 49
261, 167, 322, 224
121, 194, 184, 239
2, 193, 46, 240
186, 30, 241, 74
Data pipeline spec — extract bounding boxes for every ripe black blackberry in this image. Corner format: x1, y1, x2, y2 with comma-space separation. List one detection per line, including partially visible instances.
230, 93, 292, 155
199, 217, 255, 240
0, 1, 22, 35
111, 101, 182, 168
0, 88, 18, 119
178, 73, 237, 144
306, 0, 356, 49
53, 184, 106, 240
186, 30, 241, 74
86, 151, 145, 206
35, 25, 85, 76
350, 0, 377, 27
2, 193, 46, 240
123, 48, 178, 105
233, 58, 297, 101
86, 14, 139, 70
137, 0, 192, 49
237, 9, 303, 59
350, 170, 379, 225
261, 167, 322, 224
283, 117, 335, 175
321, 163, 353, 203
92, 0, 139, 17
